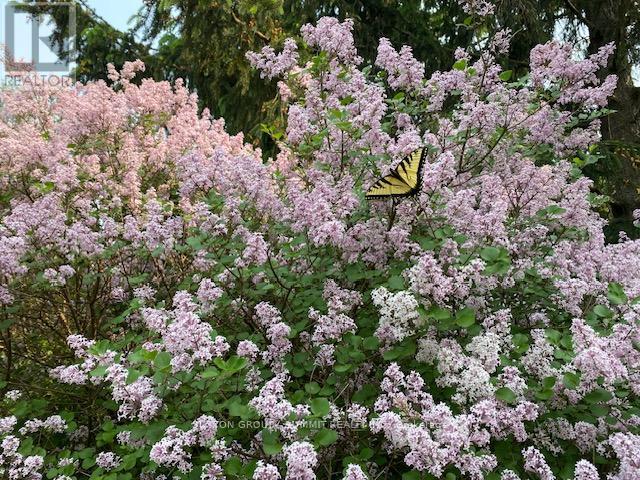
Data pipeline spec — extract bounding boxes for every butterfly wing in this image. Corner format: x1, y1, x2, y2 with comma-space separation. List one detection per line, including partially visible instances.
364, 174, 414, 198
397, 148, 425, 190
366, 148, 425, 199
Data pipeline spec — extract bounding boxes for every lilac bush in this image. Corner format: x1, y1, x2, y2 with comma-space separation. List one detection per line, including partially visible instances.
0, 11, 639, 480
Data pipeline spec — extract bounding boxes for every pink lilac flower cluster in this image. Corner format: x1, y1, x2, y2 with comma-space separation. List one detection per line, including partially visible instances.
48, 335, 162, 423
18, 416, 67, 435
530, 42, 617, 107
457, 0, 496, 16
573, 460, 600, 480
284, 441, 317, 480
375, 38, 425, 90
523, 446, 555, 480
197, 278, 224, 311
249, 374, 310, 437
300, 17, 362, 65
95, 452, 121, 471
254, 302, 292, 370
0, 417, 17, 436
343, 464, 368, 480
371, 286, 420, 344
606, 433, 640, 480
42, 265, 75, 287
371, 362, 522, 479
0, 57, 280, 323
0, 435, 44, 480
237, 340, 260, 363
310, 280, 361, 349
149, 415, 224, 474
141, 291, 230, 372
246, 38, 299, 80
105, 364, 164, 423
254, 461, 281, 480
4, 390, 21, 401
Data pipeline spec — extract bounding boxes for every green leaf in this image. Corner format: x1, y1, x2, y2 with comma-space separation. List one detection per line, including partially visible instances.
499, 70, 513, 81
537, 205, 566, 217
455, 307, 476, 328
382, 348, 401, 360
305, 382, 321, 395
310, 398, 330, 417
453, 59, 467, 70
402, 471, 421, 480
77, 448, 95, 459
228, 400, 250, 418
340, 95, 355, 105
363, 336, 380, 351
224, 457, 243, 475
154, 351, 172, 371
358, 448, 374, 460
314, 428, 338, 446
387, 275, 404, 290
127, 273, 148, 286
334, 363, 352, 373
563, 372, 581, 390
428, 306, 452, 321
593, 305, 614, 318
382, 340, 416, 360
345, 263, 365, 282
480, 246, 500, 261
225, 356, 247, 372
90, 365, 108, 378
584, 388, 613, 403
352, 384, 378, 404
495, 387, 516, 404
349, 351, 366, 362
590, 404, 610, 417
125, 369, 141, 385
121, 454, 136, 470
535, 388, 554, 401
318, 385, 335, 397
0, 318, 15, 331
545, 329, 562, 344
262, 430, 282, 455
201, 367, 219, 379
291, 366, 306, 377
616, 389, 630, 398
186, 236, 203, 250
607, 283, 628, 305
512, 333, 530, 353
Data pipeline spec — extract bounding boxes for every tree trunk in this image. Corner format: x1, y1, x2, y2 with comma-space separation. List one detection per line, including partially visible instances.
583, 0, 640, 231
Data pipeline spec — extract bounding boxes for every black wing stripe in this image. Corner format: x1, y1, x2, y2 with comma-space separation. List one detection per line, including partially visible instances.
390, 169, 410, 186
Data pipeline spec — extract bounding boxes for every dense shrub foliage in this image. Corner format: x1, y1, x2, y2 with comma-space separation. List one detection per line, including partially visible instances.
0, 12, 639, 480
